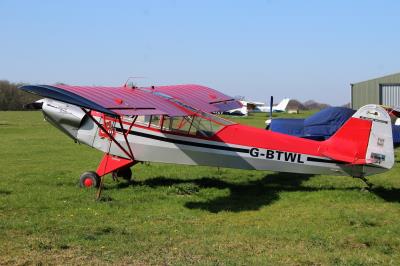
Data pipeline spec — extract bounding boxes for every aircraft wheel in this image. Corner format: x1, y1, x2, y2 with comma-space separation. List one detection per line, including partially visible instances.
115, 167, 132, 181
79, 171, 100, 188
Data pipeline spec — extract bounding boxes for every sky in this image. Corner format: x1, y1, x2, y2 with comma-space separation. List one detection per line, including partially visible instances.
0, 0, 399, 105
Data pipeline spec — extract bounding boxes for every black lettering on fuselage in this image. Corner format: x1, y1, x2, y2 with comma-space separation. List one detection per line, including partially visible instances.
266, 150, 274, 159
249, 148, 259, 157
276, 151, 283, 160
248, 148, 305, 164
284, 152, 297, 162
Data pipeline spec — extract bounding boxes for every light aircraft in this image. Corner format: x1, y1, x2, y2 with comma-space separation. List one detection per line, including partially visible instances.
225, 98, 290, 116
20, 84, 394, 198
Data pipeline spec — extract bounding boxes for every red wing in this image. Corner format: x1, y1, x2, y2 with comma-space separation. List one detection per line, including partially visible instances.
20, 85, 190, 117
19, 84, 240, 116
152, 84, 242, 113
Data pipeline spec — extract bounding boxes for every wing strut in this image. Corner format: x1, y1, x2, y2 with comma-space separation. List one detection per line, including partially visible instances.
118, 116, 134, 158
81, 109, 137, 200
82, 109, 134, 160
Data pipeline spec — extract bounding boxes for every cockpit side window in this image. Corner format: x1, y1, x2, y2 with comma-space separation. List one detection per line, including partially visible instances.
189, 116, 223, 137
149, 115, 162, 129
134, 115, 151, 127
162, 116, 193, 134
162, 114, 225, 138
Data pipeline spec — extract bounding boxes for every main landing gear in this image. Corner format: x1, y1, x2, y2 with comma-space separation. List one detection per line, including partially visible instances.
79, 171, 100, 188
112, 167, 132, 182
79, 154, 136, 200
79, 168, 132, 189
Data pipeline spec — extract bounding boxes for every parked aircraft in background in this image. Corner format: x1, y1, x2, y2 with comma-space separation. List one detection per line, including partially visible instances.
225, 98, 290, 116
20, 84, 394, 199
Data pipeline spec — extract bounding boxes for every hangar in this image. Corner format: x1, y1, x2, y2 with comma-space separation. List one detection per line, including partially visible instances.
351, 72, 400, 109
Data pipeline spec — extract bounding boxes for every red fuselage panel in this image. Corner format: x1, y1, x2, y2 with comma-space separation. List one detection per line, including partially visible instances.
216, 124, 322, 156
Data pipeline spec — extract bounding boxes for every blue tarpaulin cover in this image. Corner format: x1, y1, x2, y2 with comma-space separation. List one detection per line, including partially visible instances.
303, 107, 356, 140
393, 125, 400, 146
270, 107, 400, 146
269, 118, 305, 137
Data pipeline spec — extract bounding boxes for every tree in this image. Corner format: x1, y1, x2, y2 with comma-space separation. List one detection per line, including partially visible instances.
0, 80, 40, 110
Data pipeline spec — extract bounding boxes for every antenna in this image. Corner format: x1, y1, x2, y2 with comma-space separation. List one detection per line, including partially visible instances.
266, 96, 274, 129
269, 96, 273, 119
123, 76, 146, 88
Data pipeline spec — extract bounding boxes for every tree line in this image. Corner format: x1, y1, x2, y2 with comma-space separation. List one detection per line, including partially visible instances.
0, 80, 40, 110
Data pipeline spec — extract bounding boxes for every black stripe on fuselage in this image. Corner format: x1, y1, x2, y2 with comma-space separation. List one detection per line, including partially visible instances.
115, 128, 250, 153
306, 157, 346, 165
115, 127, 346, 165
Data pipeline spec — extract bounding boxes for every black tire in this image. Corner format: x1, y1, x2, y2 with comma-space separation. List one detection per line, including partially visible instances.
79, 171, 100, 188
115, 167, 132, 181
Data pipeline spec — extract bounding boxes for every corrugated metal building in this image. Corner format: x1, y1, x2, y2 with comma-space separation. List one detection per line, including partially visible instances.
351, 72, 400, 109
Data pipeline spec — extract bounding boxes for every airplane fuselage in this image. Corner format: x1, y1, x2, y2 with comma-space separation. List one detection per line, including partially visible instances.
40, 98, 388, 178
79, 116, 381, 178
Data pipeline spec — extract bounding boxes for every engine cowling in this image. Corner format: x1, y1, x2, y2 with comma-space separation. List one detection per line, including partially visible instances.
41, 98, 86, 140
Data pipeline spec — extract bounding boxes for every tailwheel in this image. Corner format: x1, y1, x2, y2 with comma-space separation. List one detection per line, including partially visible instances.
360, 176, 372, 191
79, 171, 100, 188
353, 175, 373, 191
112, 167, 133, 182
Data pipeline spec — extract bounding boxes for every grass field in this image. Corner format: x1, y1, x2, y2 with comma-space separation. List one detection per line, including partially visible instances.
1, 111, 400, 265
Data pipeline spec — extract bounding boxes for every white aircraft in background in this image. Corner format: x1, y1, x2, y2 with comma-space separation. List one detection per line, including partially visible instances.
225, 98, 290, 116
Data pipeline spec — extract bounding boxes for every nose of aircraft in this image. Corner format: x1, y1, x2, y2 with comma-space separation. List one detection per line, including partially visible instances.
41, 98, 86, 140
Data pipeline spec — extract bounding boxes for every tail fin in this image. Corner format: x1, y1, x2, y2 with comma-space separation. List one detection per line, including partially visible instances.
275, 98, 290, 111
320, 105, 394, 172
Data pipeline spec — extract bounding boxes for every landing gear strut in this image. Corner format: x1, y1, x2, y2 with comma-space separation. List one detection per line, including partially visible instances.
79, 154, 136, 200
79, 110, 137, 200
354, 175, 373, 190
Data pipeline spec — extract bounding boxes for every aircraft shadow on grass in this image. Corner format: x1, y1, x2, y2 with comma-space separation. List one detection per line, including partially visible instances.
0, 189, 12, 195
370, 187, 400, 203
113, 172, 400, 212
112, 173, 395, 212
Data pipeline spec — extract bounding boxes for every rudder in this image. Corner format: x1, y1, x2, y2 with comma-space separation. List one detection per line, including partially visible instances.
355, 104, 394, 170
320, 105, 394, 172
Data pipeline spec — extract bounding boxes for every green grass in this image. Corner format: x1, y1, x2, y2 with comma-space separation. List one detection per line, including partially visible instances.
0, 111, 399, 265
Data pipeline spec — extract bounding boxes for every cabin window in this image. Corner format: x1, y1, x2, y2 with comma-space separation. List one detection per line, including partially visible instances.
199, 111, 234, 126
134, 115, 150, 127
161, 115, 225, 138
149, 115, 162, 129
162, 116, 193, 134
189, 116, 224, 137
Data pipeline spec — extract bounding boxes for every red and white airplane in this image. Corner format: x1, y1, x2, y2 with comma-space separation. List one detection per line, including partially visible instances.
20, 84, 394, 198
